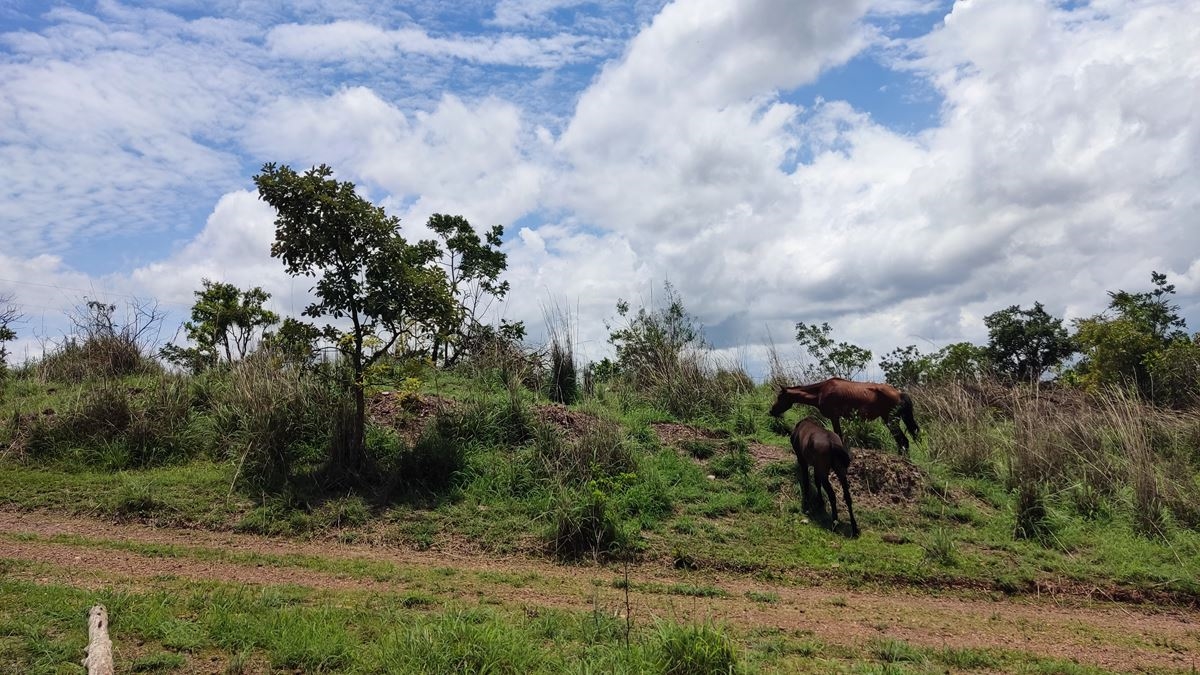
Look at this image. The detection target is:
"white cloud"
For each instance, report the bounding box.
[4,0,1200,379]
[0,4,270,256]
[244,87,548,236]
[265,20,611,68]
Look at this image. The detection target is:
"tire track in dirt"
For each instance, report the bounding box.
[2,509,1198,672]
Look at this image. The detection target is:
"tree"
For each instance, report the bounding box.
[879,342,991,386]
[607,282,704,383]
[261,317,324,367]
[1073,271,1194,403]
[0,291,22,378]
[160,280,279,372]
[793,322,871,380]
[879,345,933,387]
[983,302,1074,382]
[254,163,455,476]
[426,214,516,366]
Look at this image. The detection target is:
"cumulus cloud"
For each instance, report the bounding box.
[540,0,1200,363]
[4,0,1199,379]
[243,87,548,236]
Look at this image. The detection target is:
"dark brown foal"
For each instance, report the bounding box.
[790,416,859,537]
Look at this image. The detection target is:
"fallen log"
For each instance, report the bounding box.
[81,605,114,675]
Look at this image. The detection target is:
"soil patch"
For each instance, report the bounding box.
[652,422,926,508]
[367,392,458,444]
[846,448,926,508]
[535,403,601,438]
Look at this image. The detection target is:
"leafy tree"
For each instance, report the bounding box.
[160,280,279,371]
[255,163,455,476]
[793,321,871,380]
[983,302,1074,382]
[929,342,991,382]
[607,282,703,383]
[261,317,323,366]
[879,345,934,386]
[880,341,992,386]
[1073,271,1194,404]
[0,291,22,378]
[426,214,516,366]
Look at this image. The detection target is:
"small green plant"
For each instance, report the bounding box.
[709,440,752,478]
[923,526,957,566]
[654,621,740,675]
[548,483,626,561]
[680,438,717,460]
[744,590,779,604]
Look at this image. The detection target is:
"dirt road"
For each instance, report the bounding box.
[1,509,1197,672]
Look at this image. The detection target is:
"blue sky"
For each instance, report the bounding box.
[1,0,1198,376]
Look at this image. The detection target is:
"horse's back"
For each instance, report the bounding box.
[791,418,849,469]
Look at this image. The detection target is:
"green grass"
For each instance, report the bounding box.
[0,576,757,674]
[4,368,1200,605]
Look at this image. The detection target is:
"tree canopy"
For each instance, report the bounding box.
[254,163,455,475]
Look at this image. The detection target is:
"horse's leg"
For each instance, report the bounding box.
[831,416,844,443]
[796,453,814,512]
[836,466,859,538]
[819,471,838,529]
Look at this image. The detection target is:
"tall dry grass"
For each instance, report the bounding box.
[916,380,1200,536]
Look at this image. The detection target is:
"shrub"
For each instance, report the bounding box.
[216,354,341,489]
[653,621,740,675]
[526,418,634,486]
[389,413,467,492]
[606,284,752,421]
[24,379,194,468]
[547,484,627,561]
[709,440,752,479]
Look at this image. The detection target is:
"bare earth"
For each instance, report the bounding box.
[1,510,1198,673]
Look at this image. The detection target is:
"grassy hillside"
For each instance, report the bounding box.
[2,352,1199,673]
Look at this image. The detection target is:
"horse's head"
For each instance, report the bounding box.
[768,387,792,417]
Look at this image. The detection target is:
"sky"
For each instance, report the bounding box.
[1,0,1198,378]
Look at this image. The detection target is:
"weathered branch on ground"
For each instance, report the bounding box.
[81,604,113,675]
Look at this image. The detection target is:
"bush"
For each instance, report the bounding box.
[653,621,740,675]
[526,418,634,487]
[548,484,627,561]
[388,413,467,493]
[36,336,159,383]
[215,354,342,489]
[24,379,194,468]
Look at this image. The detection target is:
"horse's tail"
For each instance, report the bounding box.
[898,391,921,440]
[831,438,852,472]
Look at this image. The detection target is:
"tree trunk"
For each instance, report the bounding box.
[352,383,367,473]
[81,605,114,675]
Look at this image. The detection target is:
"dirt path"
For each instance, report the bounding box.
[2,510,1198,672]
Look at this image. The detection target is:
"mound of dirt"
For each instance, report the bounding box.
[535,403,601,437]
[367,392,457,444]
[847,448,925,508]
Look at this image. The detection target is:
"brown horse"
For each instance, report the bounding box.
[769,377,920,454]
[791,416,858,537]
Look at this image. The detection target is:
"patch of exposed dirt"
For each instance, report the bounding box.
[1,510,1198,673]
[846,448,926,509]
[367,392,458,444]
[535,403,601,437]
[747,442,791,467]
